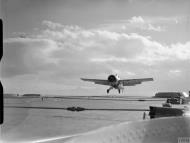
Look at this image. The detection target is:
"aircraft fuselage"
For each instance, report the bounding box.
[107,74,124,93]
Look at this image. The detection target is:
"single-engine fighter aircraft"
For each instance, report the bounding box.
[81,74,153,94]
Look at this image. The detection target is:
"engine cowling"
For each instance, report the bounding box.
[107,75,117,82]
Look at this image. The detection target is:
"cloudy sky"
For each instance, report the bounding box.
[1,0,190,96]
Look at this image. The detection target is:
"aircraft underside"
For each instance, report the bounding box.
[107,85,124,94]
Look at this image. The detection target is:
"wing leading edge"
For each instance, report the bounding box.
[120,78,154,86]
[80,78,109,85]
[81,78,153,86]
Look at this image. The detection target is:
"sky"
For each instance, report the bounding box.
[1,0,190,96]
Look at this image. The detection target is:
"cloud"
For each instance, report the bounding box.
[42,20,64,29]
[2,37,57,77]
[3,21,190,78]
[169,69,182,76]
[128,16,165,32]
[99,16,166,32]
[129,16,145,24]
[2,20,190,94]
[101,16,186,33]
[148,16,184,24]
[147,24,163,32]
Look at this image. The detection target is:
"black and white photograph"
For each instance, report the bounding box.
[1,0,190,142]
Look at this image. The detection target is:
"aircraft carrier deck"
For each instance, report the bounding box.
[1,95,189,142]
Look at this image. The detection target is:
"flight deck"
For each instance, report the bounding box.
[1,95,189,142]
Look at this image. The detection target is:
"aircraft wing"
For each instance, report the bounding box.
[120,78,153,86]
[81,78,109,85]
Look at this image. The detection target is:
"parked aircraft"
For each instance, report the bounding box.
[81,74,153,93]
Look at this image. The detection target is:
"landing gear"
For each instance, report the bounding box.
[107,87,113,94]
[106,86,123,94]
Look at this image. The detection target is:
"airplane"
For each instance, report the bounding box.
[81,74,153,94]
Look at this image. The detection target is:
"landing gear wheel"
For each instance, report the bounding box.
[107,89,109,94]
[118,89,121,94]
